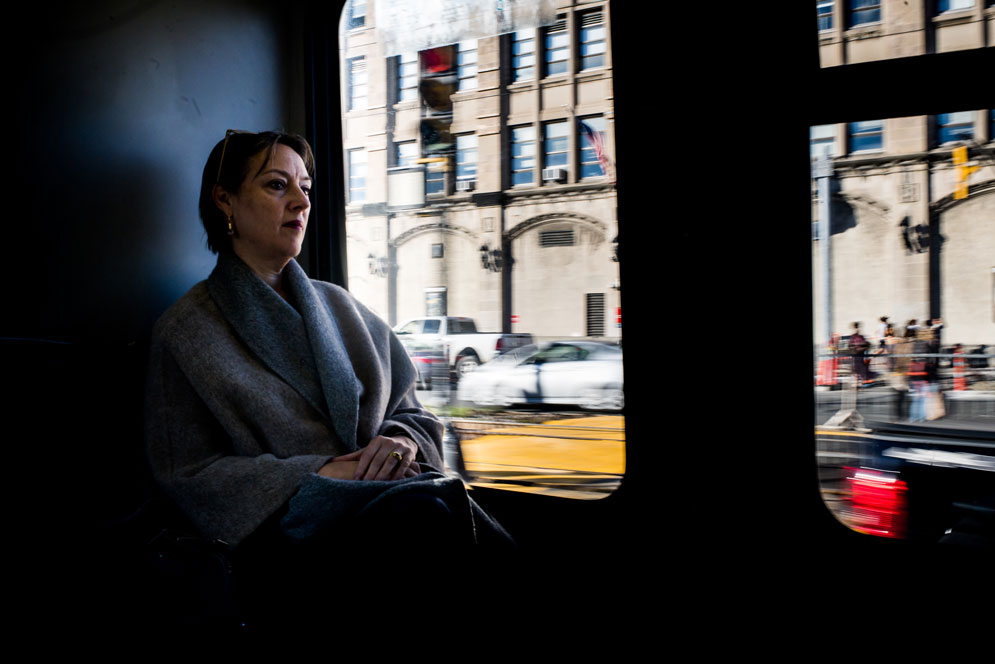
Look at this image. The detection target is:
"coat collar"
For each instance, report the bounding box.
[207,250,361,451]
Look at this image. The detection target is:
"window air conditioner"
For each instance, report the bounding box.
[456,179,476,192]
[542,167,566,182]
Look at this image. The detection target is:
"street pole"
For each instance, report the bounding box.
[815,154,833,346]
[817,154,863,430]
[387,210,396,327]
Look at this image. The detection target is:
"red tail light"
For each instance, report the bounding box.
[844,467,909,539]
[495,337,505,353]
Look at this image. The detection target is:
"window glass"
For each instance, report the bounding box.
[348,0,366,28]
[812,109,995,541]
[937,0,974,12]
[425,164,446,195]
[811,124,835,160]
[849,119,883,152]
[456,134,477,181]
[511,126,536,186]
[457,40,478,91]
[348,57,367,110]
[579,11,605,70]
[543,121,568,170]
[338,2,622,501]
[936,111,975,145]
[395,140,417,167]
[817,0,833,31]
[397,52,419,102]
[850,0,881,26]
[348,149,366,203]
[512,30,535,82]
[580,116,607,178]
[544,19,568,76]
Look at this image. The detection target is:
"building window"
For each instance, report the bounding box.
[348,0,366,29]
[397,52,419,102]
[348,57,367,110]
[431,243,444,259]
[810,124,835,161]
[511,126,536,186]
[348,149,366,203]
[512,30,535,82]
[850,0,881,26]
[937,112,975,145]
[579,10,605,70]
[849,120,883,152]
[543,121,569,173]
[540,229,575,247]
[937,0,974,12]
[456,134,477,181]
[544,18,568,77]
[817,0,833,31]
[457,40,477,91]
[425,161,446,195]
[579,116,607,178]
[395,141,417,167]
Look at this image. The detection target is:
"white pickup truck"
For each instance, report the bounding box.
[393,316,533,381]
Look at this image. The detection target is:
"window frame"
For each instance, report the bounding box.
[543,120,569,174]
[936,111,975,146]
[817,0,833,31]
[849,0,882,27]
[579,116,608,179]
[579,9,606,71]
[544,17,569,78]
[397,52,419,103]
[347,148,367,204]
[457,39,478,92]
[510,124,537,187]
[347,56,367,111]
[804,11,995,552]
[455,133,477,182]
[848,119,884,153]
[347,0,366,29]
[511,29,536,82]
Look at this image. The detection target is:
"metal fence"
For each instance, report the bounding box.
[814,350,995,424]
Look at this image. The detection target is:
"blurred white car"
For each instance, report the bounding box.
[456,341,623,411]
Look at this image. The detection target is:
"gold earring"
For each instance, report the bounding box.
[227,215,235,236]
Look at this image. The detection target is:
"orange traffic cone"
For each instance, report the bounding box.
[953,347,966,391]
[817,335,839,386]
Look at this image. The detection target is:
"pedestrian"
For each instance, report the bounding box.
[875,316,890,349]
[882,323,897,372]
[888,329,912,421]
[906,319,920,338]
[848,322,873,386]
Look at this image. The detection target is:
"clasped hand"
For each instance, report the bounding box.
[317,435,421,482]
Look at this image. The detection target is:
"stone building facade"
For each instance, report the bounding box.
[338,0,620,341]
[817,0,995,67]
[811,1,994,346]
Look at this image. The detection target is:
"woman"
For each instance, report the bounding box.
[145,131,509,604]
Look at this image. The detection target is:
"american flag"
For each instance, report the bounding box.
[579,119,614,182]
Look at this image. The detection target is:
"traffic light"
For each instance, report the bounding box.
[952,145,978,200]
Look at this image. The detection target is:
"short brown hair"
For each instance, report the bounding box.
[199,130,315,254]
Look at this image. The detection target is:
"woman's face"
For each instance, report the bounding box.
[221,144,312,270]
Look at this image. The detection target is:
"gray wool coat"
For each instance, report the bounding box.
[145,250,446,546]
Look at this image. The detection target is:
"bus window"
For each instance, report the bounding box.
[811,106,994,540]
[337,0,623,499]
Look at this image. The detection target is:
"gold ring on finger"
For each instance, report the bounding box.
[389,450,403,463]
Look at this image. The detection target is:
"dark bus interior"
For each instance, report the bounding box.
[7,1,993,638]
